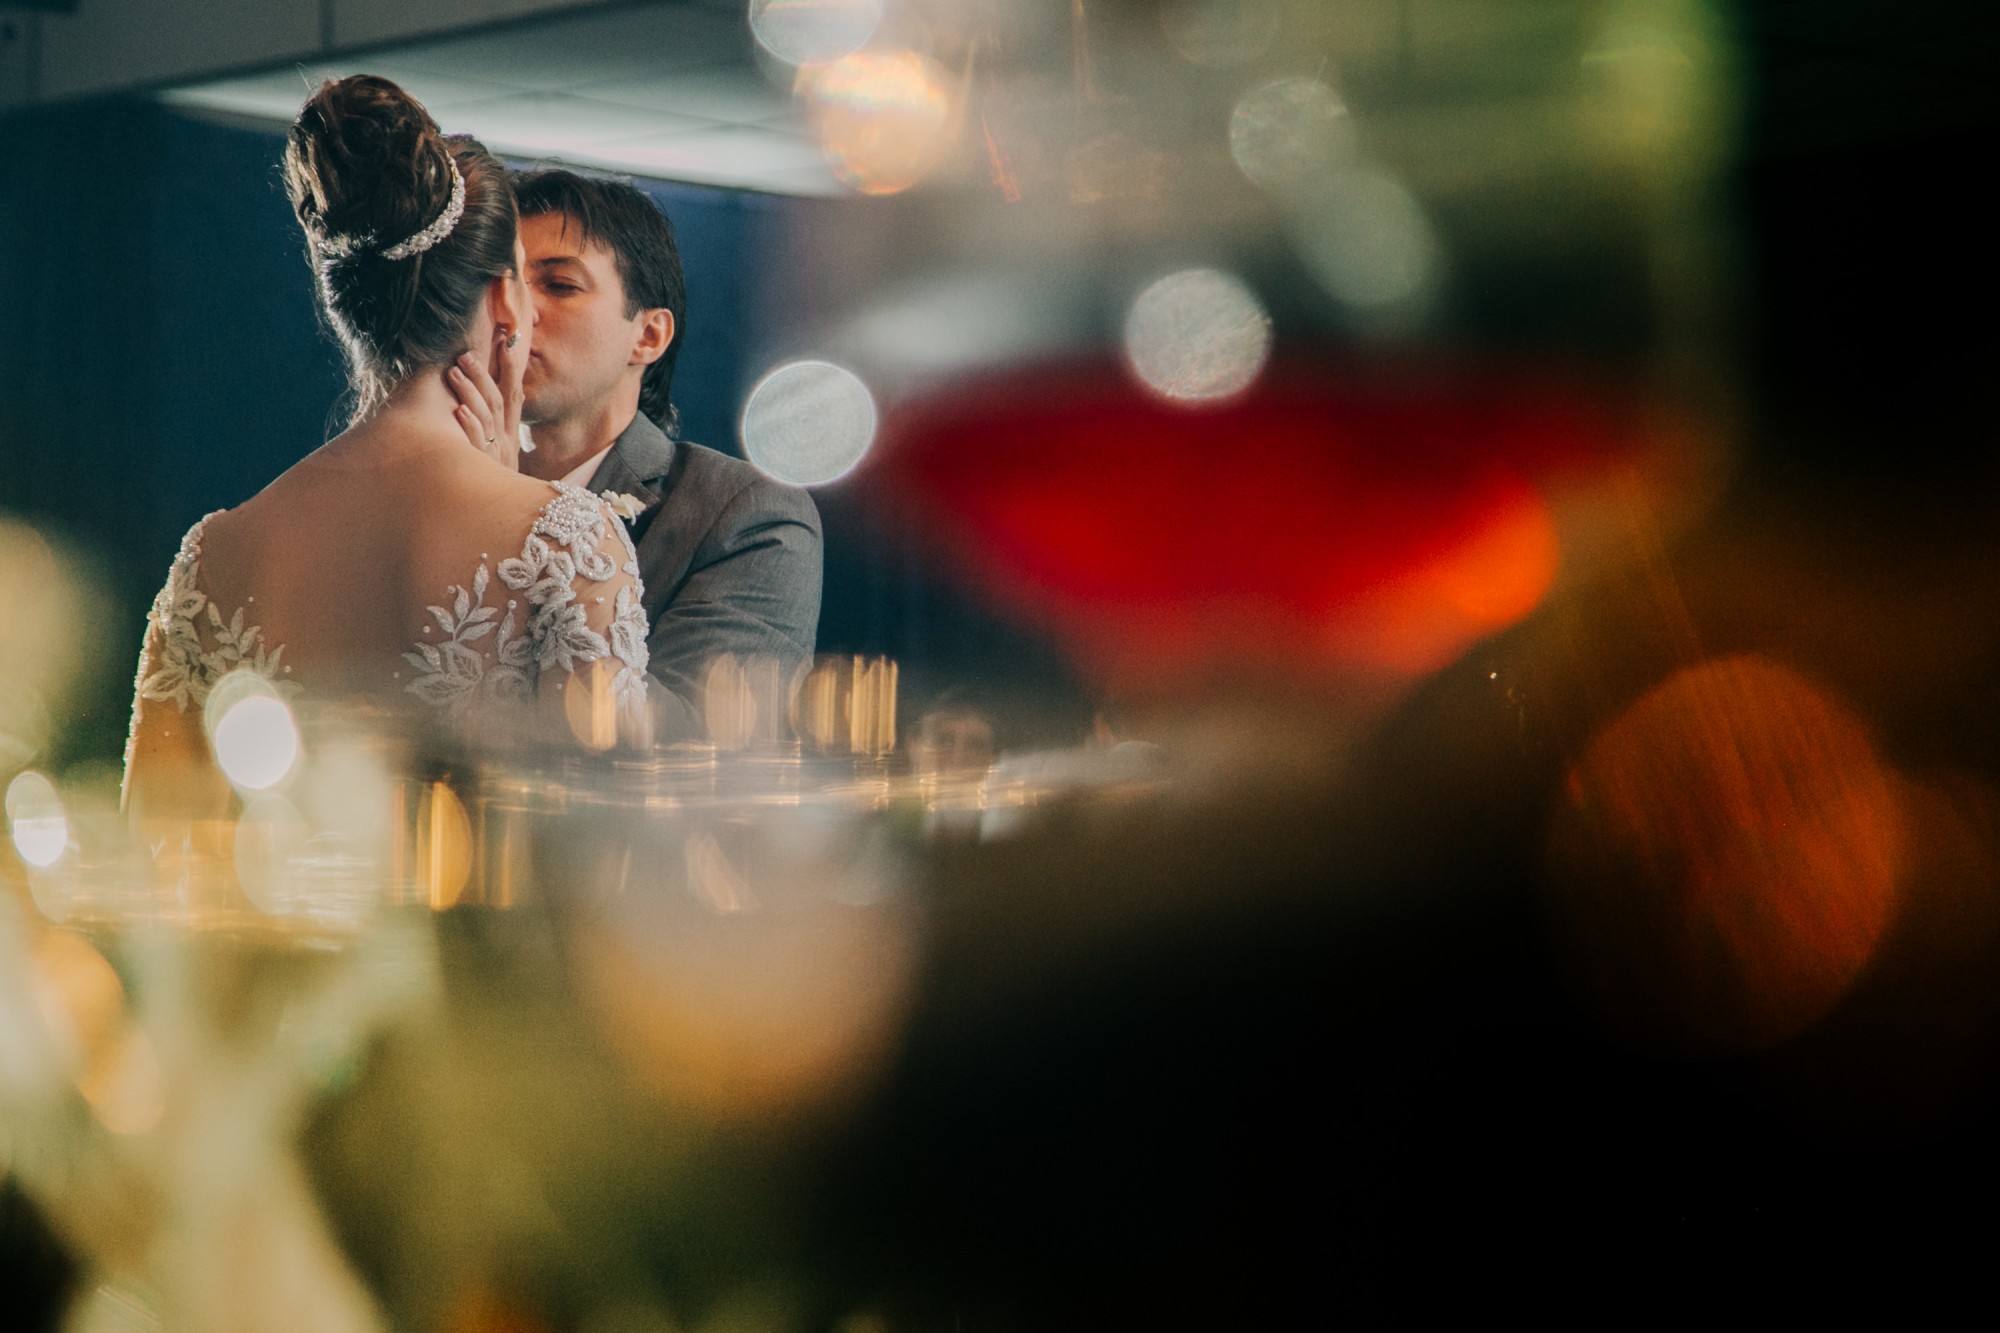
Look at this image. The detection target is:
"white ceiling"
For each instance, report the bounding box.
[159,1,842,197]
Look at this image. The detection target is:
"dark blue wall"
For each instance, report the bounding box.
[138,107,799,527]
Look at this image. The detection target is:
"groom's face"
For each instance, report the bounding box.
[518,211,649,425]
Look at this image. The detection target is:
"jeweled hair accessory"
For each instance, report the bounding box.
[315,154,466,263]
[380,154,467,261]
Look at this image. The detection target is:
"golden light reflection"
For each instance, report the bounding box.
[30,929,123,1071]
[703,654,790,749]
[205,671,301,792]
[705,654,758,750]
[575,896,914,1118]
[415,781,473,911]
[7,769,69,869]
[1122,268,1273,405]
[790,655,898,756]
[799,50,954,196]
[76,1027,164,1136]
[470,788,532,912]
[563,657,620,753]
[30,929,163,1134]
[1547,655,1904,1054]
[850,656,897,757]
[793,658,844,752]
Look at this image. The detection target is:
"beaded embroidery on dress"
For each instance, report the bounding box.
[132,481,648,727]
[404,482,648,715]
[135,510,296,712]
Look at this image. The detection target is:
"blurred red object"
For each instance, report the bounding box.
[870,357,1653,688]
[1546,655,1905,1054]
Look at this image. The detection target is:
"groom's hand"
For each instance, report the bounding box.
[448,325,526,470]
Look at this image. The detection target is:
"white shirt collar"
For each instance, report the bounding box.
[558,441,617,490]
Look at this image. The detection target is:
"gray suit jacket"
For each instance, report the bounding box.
[586,412,822,740]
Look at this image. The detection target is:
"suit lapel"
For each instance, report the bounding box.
[587,412,675,504]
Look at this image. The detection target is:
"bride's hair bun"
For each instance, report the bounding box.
[283,75,516,418]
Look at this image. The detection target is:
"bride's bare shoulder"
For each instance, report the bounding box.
[224,445,345,517]
[497,466,579,509]
[453,461,586,530]
[208,441,593,559]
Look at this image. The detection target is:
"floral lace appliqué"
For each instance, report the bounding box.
[135,485,647,730]
[403,563,511,715]
[135,514,292,712]
[409,482,649,713]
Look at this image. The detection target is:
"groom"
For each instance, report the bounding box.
[494,168,821,741]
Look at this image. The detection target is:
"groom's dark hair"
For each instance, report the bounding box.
[512,167,688,436]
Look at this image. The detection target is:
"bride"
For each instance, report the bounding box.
[123,76,649,819]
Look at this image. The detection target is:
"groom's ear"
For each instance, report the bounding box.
[630,308,674,368]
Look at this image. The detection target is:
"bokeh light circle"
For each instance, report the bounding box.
[1159,0,1281,67]
[1547,655,1903,1055]
[210,690,300,792]
[1123,268,1273,404]
[1229,77,1355,190]
[800,49,954,196]
[0,518,95,773]
[81,1030,165,1136]
[741,359,879,486]
[31,929,124,1071]
[1290,170,1439,311]
[6,770,68,869]
[749,0,884,68]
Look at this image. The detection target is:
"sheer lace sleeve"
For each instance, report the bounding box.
[122,513,285,816]
[124,486,651,803]
[495,483,651,741]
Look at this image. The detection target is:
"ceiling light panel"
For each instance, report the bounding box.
[160,3,842,197]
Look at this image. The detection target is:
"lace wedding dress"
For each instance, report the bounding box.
[124,480,649,808]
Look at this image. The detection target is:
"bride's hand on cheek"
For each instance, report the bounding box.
[449,327,525,469]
